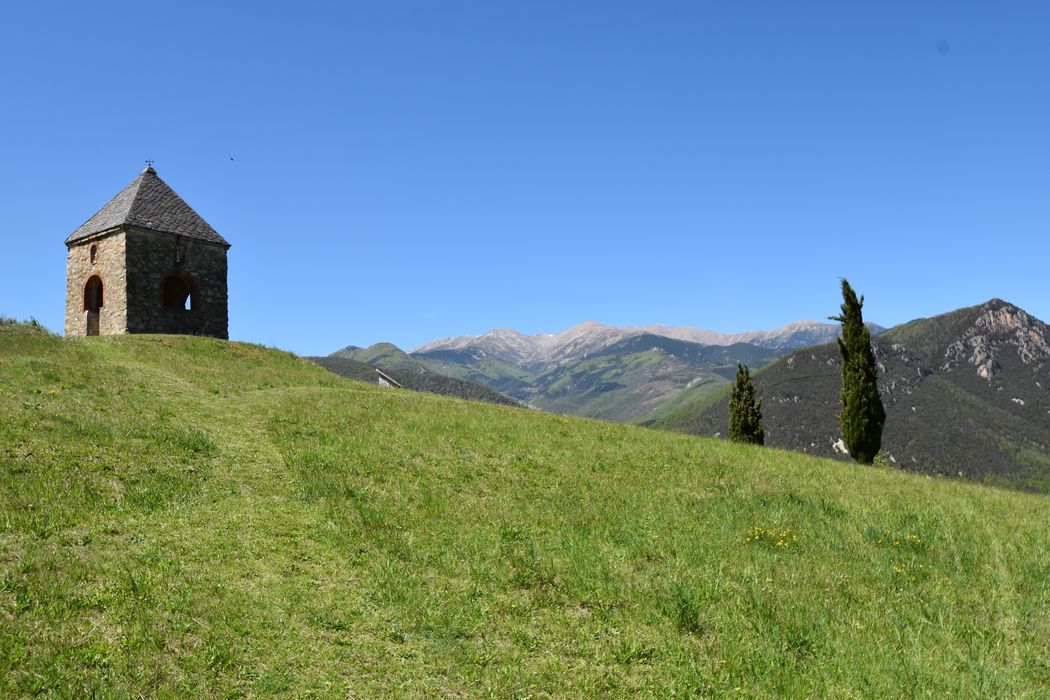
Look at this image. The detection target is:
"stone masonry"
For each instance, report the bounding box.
[65,231,127,336]
[125,228,229,337]
[64,166,231,339]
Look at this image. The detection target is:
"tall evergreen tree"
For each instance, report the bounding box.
[728,363,764,445]
[830,279,885,464]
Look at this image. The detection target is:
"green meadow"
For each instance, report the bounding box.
[2,322,1049,697]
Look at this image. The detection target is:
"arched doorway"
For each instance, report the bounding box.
[84,276,103,311]
[162,274,195,311]
[83,275,103,336]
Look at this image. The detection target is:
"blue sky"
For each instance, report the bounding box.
[2,2,1047,355]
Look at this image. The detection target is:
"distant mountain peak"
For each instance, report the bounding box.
[368,341,404,352]
[412,321,635,369]
[566,320,614,332]
[944,299,1049,378]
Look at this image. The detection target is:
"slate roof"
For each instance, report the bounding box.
[66,167,229,246]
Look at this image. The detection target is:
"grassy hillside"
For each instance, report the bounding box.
[411,347,537,397]
[526,337,776,422]
[309,355,520,407]
[3,323,1050,697]
[331,342,419,368]
[639,374,732,425]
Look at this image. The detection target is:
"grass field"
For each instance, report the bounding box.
[2,322,1049,697]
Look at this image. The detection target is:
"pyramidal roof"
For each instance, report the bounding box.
[66,167,229,246]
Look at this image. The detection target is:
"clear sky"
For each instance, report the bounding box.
[2,2,1047,355]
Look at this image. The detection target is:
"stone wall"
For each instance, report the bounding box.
[64,232,128,336]
[124,228,229,339]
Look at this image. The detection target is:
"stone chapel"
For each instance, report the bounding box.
[64,166,231,339]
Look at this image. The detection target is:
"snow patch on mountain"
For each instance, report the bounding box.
[413,319,883,368]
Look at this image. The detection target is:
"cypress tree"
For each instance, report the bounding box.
[830,279,885,464]
[729,363,764,445]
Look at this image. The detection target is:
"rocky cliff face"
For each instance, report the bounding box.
[943,302,1050,378]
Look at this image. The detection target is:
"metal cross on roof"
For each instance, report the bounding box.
[145,159,155,167]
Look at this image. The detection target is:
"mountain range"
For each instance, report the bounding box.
[413,318,883,364]
[657,299,1050,492]
[331,319,859,421]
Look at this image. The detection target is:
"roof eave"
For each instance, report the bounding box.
[121,224,231,248]
[64,225,125,248]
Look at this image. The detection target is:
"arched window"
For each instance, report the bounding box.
[83,276,103,312]
[162,274,195,311]
[89,245,98,265]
